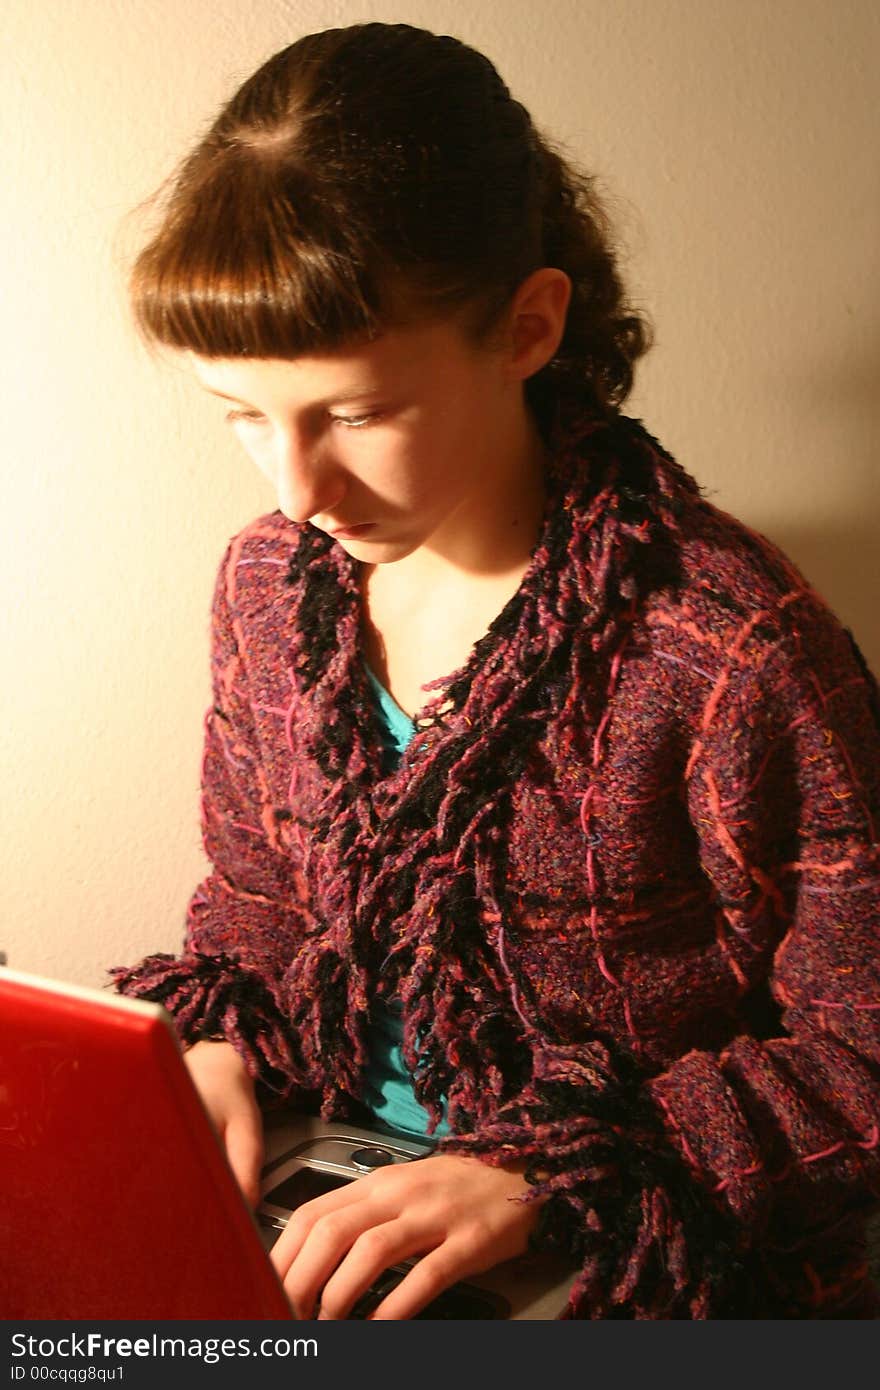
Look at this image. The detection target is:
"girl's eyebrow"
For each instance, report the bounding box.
[201,386,250,403]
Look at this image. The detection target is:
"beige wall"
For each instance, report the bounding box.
[2,0,877,987]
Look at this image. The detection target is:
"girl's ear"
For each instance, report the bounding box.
[505,268,572,381]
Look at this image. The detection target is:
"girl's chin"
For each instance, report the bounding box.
[325,524,432,568]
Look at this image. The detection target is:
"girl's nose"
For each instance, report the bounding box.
[275,437,345,524]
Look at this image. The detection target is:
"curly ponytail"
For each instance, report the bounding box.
[531,142,651,418]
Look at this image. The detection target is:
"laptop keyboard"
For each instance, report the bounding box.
[348,1266,507,1319]
[258,1214,506,1318]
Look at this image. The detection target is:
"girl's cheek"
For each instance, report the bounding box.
[239,440,276,484]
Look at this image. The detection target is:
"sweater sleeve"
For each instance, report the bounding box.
[108,544,314,1099]
[440,605,880,1318]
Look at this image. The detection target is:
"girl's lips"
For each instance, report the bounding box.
[330,523,375,539]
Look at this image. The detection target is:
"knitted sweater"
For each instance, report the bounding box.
[110,411,880,1319]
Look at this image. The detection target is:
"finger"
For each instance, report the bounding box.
[269,1176,374,1276]
[368,1240,477,1321]
[316,1219,435,1321]
[223,1114,265,1210]
[279,1202,387,1319]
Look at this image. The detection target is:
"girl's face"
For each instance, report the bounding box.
[190,314,540,571]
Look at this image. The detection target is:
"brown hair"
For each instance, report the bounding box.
[130,22,650,421]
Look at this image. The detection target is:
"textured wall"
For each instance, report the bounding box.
[1,0,877,985]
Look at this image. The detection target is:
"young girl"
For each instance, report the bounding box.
[110,22,880,1319]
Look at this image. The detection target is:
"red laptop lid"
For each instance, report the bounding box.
[0,967,292,1318]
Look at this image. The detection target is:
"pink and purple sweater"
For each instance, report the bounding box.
[111,410,880,1318]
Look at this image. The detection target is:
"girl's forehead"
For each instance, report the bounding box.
[188,317,485,400]
[189,349,380,396]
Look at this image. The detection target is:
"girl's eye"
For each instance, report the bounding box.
[330,412,382,429]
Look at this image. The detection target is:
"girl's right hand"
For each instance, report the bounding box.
[183,1038,265,1210]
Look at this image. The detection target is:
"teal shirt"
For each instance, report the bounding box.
[361,664,450,1139]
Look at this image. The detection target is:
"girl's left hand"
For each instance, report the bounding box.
[268,1152,544,1319]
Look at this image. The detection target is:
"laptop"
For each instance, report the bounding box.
[0,967,574,1319]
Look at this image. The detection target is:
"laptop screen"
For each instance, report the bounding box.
[0,967,291,1319]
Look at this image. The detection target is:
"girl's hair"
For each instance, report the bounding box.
[131,22,650,421]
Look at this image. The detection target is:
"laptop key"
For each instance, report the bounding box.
[347,1267,508,1319]
[348,1269,406,1319]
